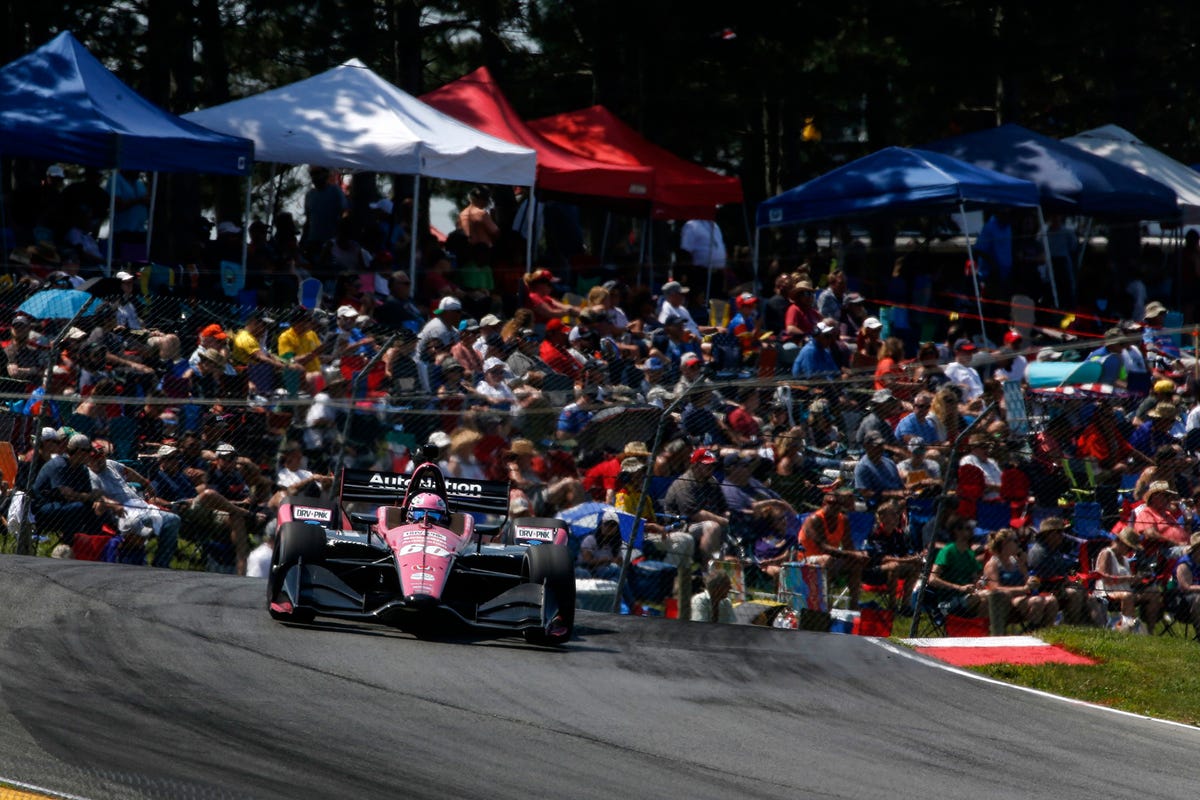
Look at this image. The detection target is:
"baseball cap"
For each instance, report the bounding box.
[483,356,507,372]
[336,305,358,319]
[460,318,481,333]
[216,221,241,235]
[67,433,91,452]
[439,357,463,373]
[620,457,646,472]
[639,356,666,371]
[863,430,886,445]
[736,292,758,307]
[663,313,687,327]
[690,447,718,465]
[41,427,62,442]
[954,338,978,353]
[680,352,701,366]
[199,323,227,340]
[843,292,865,305]
[1037,347,1063,362]
[480,314,502,327]
[436,296,463,313]
[870,388,895,405]
[1154,379,1177,394]
[215,442,237,457]
[427,431,451,449]
[115,271,136,282]
[815,320,837,335]
[156,444,179,459]
[46,165,65,178]
[1003,329,1023,346]
[862,316,883,331]
[545,317,565,333]
[662,280,688,295]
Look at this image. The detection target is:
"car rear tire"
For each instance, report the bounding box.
[523,544,575,645]
[268,522,326,623]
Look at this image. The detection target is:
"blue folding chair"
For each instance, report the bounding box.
[1072,501,1105,539]
[974,501,1012,535]
[848,510,875,550]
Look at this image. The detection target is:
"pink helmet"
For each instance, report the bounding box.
[407,492,448,526]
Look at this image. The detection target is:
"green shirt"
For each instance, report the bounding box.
[934,542,981,587]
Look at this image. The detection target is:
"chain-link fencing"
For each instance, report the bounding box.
[0,279,1196,638]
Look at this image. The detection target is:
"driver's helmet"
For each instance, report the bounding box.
[407,493,449,526]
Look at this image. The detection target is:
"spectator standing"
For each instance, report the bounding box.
[816,268,847,322]
[458,186,501,247]
[301,165,348,262]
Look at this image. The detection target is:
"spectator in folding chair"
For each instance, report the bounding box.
[1027,516,1097,625]
[575,509,625,582]
[31,433,105,544]
[150,444,252,573]
[662,448,729,561]
[1132,480,1190,559]
[926,514,986,619]
[1168,532,1200,635]
[798,487,869,609]
[1130,401,1183,459]
[85,441,180,569]
[896,439,943,497]
[982,528,1058,632]
[1093,528,1162,633]
[863,499,922,612]
[854,431,907,509]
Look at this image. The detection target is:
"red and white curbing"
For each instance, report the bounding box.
[901,635,1097,666]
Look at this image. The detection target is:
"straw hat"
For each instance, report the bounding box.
[508,438,536,457]
[621,441,652,459]
[1145,480,1178,501]
[1118,528,1142,550]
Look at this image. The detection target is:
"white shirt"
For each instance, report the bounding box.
[944,360,984,401]
[276,466,313,490]
[658,300,702,339]
[680,220,726,269]
[246,542,273,578]
[993,355,1027,384]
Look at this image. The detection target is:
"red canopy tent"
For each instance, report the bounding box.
[528,105,742,220]
[420,67,654,202]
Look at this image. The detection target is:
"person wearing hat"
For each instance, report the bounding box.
[943,338,984,402]
[1130,400,1182,458]
[189,323,234,375]
[1094,527,1161,632]
[330,303,377,361]
[4,312,47,386]
[791,318,842,379]
[576,508,626,582]
[108,169,149,248]
[17,427,66,489]
[720,449,784,516]
[728,292,761,348]
[450,318,484,377]
[672,350,704,398]
[656,280,699,340]
[896,438,943,495]
[959,433,1003,502]
[1141,299,1183,365]
[113,269,145,331]
[523,268,578,324]
[1169,532,1200,633]
[537,317,581,381]
[275,440,334,499]
[850,316,884,371]
[417,296,463,354]
[30,432,105,542]
[187,347,229,399]
[854,430,906,507]
[855,389,907,460]
[1133,378,1178,426]
[474,356,517,410]
[554,375,603,441]
[784,278,822,339]
[1028,517,1097,626]
[232,312,296,384]
[816,268,847,322]
[1132,479,1189,554]
[662,448,731,615]
[85,441,181,568]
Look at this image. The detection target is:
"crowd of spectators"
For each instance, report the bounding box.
[6,165,1200,633]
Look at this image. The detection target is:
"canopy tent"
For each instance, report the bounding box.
[755,146,1039,228]
[183,59,535,186]
[1062,125,1200,225]
[0,32,253,175]
[420,67,654,203]
[527,105,742,220]
[755,147,1042,339]
[184,59,537,275]
[922,123,1179,221]
[0,31,255,272]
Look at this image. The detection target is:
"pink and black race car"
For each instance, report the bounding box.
[267,461,574,645]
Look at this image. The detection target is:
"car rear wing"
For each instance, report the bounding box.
[339,467,511,517]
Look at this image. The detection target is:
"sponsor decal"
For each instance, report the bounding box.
[397,543,452,558]
[364,472,487,497]
[293,506,333,522]
[515,526,556,542]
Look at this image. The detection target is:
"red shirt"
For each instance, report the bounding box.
[1076,423,1133,468]
[583,458,621,500]
[539,340,581,379]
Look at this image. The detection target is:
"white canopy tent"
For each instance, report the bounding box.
[1064,124,1200,224]
[183,59,538,278]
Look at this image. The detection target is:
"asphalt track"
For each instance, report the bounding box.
[0,555,1196,800]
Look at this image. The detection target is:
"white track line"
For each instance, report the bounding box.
[870,637,1200,733]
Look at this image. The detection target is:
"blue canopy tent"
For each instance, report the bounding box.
[0,32,254,269]
[755,147,1041,338]
[922,123,1180,220]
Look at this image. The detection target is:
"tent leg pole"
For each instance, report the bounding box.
[525,185,535,273]
[267,163,280,231]
[752,226,761,297]
[409,175,421,285]
[105,173,117,277]
[960,203,986,343]
[146,172,158,262]
[1037,205,1058,307]
[241,175,251,272]
[600,211,610,265]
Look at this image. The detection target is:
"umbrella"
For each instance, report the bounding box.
[575,405,662,454]
[1030,383,1136,401]
[17,288,93,319]
[557,502,644,548]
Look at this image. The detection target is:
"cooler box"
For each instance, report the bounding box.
[830,608,859,634]
[575,578,619,612]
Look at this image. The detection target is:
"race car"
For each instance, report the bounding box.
[267,461,575,645]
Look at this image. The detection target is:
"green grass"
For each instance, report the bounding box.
[902,623,1200,726]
